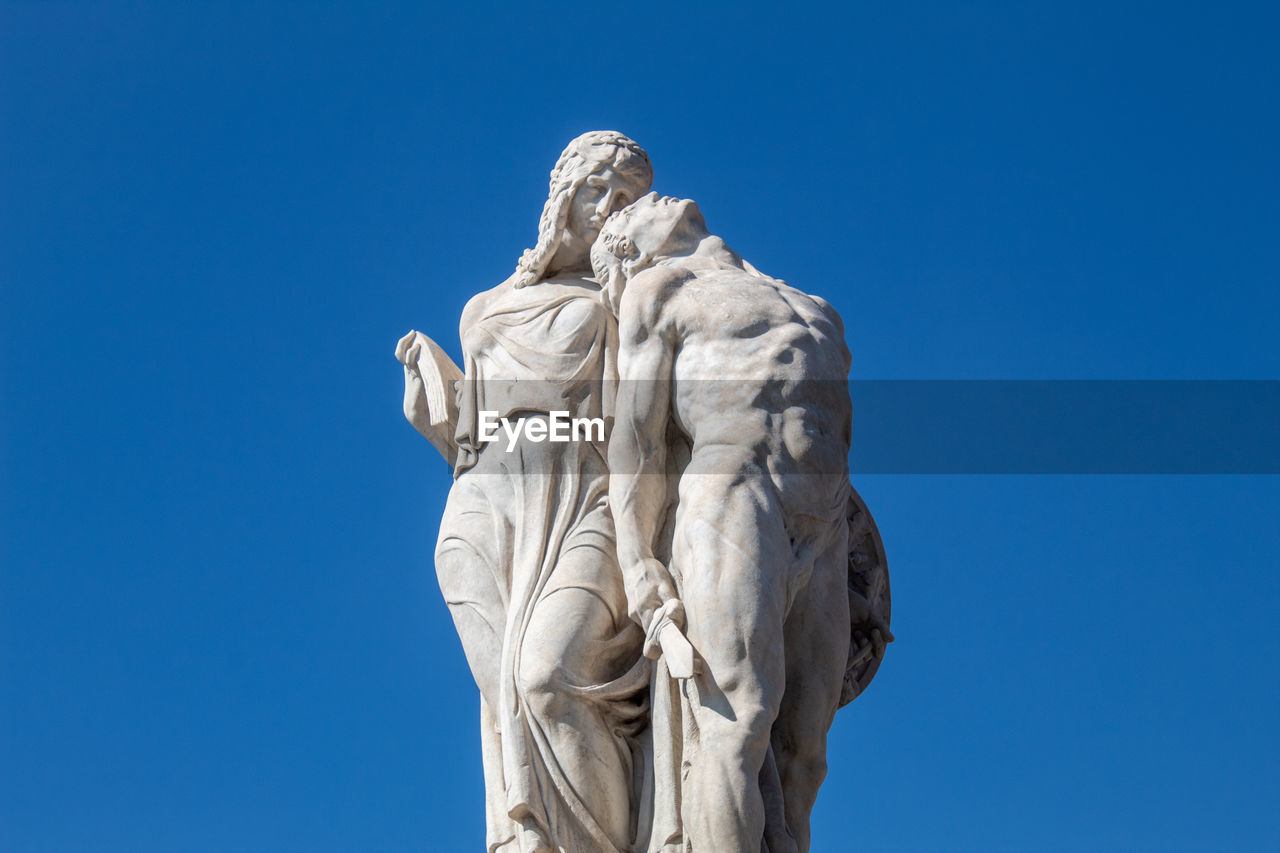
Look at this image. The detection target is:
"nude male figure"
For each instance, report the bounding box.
[595,194,854,853]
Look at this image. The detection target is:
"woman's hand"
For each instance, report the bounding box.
[395,329,427,365]
[396,330,430,433]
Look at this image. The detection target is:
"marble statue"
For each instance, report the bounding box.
[396,135,891,853]
[397,131,653,853]
[595,194,862,853]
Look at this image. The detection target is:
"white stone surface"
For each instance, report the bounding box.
[598,194,855,853]
[398,131,653,853]
[396,136,890,853]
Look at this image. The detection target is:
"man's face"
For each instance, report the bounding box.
[591,196,706,315]
[566,164,635,245]
[590,222,631,316]
[604,196,700,258]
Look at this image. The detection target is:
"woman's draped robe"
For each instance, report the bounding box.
[436,280,647,853]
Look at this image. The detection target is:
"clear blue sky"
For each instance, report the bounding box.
[2,2,1277,851]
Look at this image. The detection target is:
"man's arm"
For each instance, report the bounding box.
[609,282,683,649]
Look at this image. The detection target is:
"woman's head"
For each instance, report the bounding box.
[512,131,653,287]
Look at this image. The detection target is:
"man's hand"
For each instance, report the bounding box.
[659,622,703,680]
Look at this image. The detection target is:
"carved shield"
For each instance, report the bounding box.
[839,486,892,707]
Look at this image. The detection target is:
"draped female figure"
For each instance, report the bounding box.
[397,132,652,853]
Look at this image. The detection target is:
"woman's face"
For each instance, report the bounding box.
[566,164,636,245]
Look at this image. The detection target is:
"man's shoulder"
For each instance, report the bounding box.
[629,264,691,299]
[618,265,691,329]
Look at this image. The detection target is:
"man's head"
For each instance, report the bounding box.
[591,193,713,312]
[513,131,653,287]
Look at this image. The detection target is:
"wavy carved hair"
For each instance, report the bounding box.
[511,131,653,288]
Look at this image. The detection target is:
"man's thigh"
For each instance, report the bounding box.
[672,475,794,714]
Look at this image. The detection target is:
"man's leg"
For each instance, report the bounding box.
[674,475,793,853]
[772,526,849,853]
